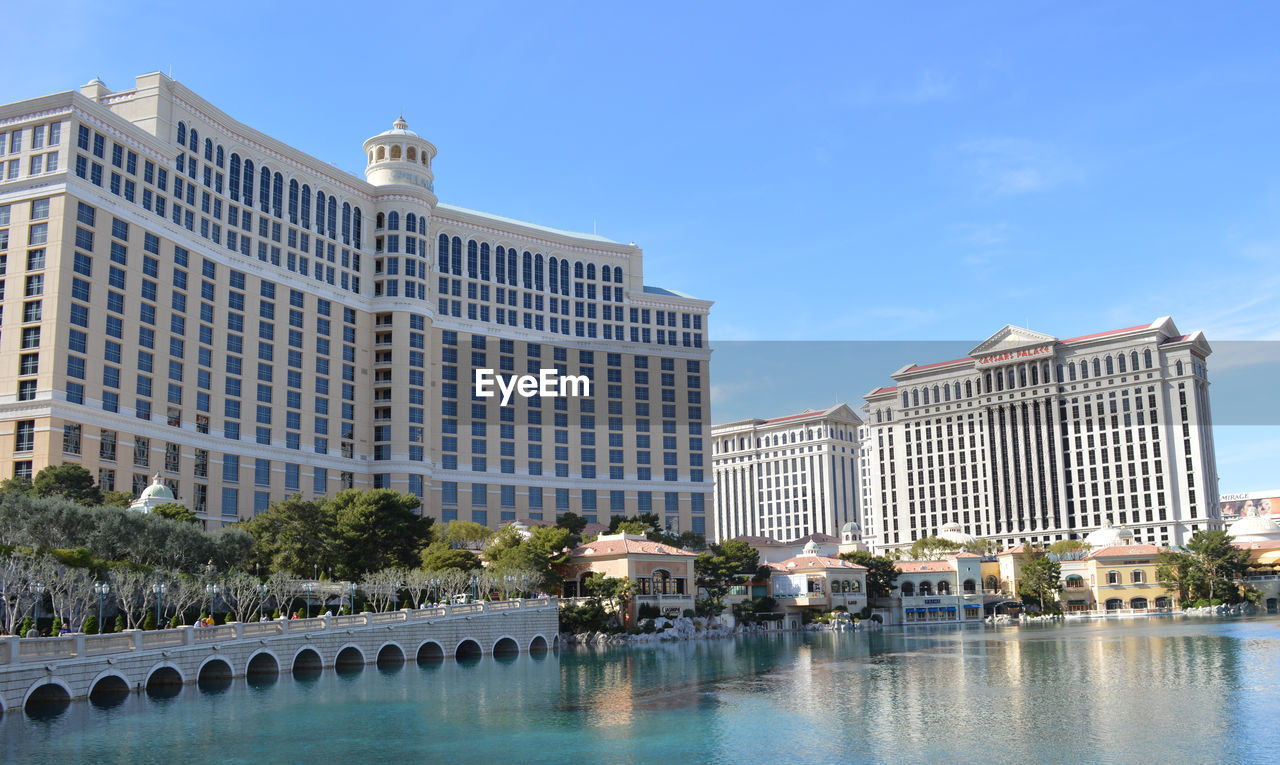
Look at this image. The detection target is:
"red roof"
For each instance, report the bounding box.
[1059,324,1150,344]
[767,555,866,572]
[905,357,969,372]
[1162,334,1192,344]
[868,386,898,396]
[894,560,957,573]
[1086,544,1163,558]
[762,407,840,424]
[570,536,698,558]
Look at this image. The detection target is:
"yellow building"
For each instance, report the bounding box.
[1072,545,1176,612]
[560,533,697,623]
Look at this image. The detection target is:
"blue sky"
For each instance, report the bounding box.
[6,2,1280,491]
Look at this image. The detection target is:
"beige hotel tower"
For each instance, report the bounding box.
[0,73,712,533]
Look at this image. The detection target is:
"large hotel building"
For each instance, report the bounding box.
[0,74,712,534]
[710,405,862,542]
[861,319,1222,552]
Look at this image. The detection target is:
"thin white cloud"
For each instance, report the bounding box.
[958,138,1083,196]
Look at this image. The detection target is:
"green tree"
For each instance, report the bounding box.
[695,540,759,616]
[963,538,999,557]
[584,574,635,623]
[1017,551,1062,611]
[1047,539,1091,558]
[151,503,199,523]
[100,491,136,508]
[0,476,33,497]
[839,550,901,599]
[907,536,963,560]
[440,520,494,549]
[420,542,482,571]
[329,489,432,578]
[32,464,102,506]
[1184,530,1251,602]
[1155,549,1198,603]
[615,520,650,535]
[243,496,337,576]
[556,512,588,536]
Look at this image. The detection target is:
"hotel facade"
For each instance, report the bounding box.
[861,319,1221,552]
[0,73,712,533]
[710,405,862,543]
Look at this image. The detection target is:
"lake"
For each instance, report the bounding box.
[3,616,1278,764]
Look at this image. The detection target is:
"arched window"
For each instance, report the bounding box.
[902,392,909,408]
[985,575,998,591]
[1176,360,1183,376]
[176,121,186,146]
[341,203,351,245]
[535,254,545,290]
[1105,356,1114,375]
[1056,364,1064,383]
[451,237,462,275]
[1031,365,1039,385]
[419,217,428,235]
[937,580,951,595]
[315,191,326,232]
[480,243,490,281]
[189,128,198,151]
[911,390,919,407]
[1106,598,1124,610]
[438,234,450,272]
[984,373,992,393]
[467,240,478,278]
[522,251,533,288]
[272,173,283,218]
[919,581,933,596]
[388,211,400,231]
[1006,368,1015,390]
[507,249,517,286]
[495,246,506,283]
[390,145,402,160]
[301,184,311,228]
[1065,575,1084,588]
[652,569,671,594]
[1080,361,1089,379]
[1131,570,1145,584]
[561,261,570,294]
[353,208,362,249]
[922,388,929,405]
[613,266,623,283]
[1107,570,1120,585]
[216,146,224,168]
[586,263,596,280]
[932,385,940,403]
[288,180,299,223]
[407,146,417,161]
[327,197,337,238]
[375,146,385,161]
[549,257,559,293]
[962,579,976,594]
[204,138,213,161]
[1117,354,1127,373]
[406,213,416,233]
[965,381,973,398]
[376,212,386,230]
[574,261,584,279]
[954,382,961,400]
[1092,358,1101,378]
[900,582,915,597]
[1130,597,1148,610]
[242,160,255,206]
[1019,366,1027,387]
[259,166,271,212]
[229,154,241,201]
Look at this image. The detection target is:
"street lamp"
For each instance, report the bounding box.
[470,575,479,604]
[302,582,315,618]
[521,574,529,599]
[257,583,269,621]
[152,582,168,628]
[32,581,45,636]
[431,578,441,605]
[348,581,357,614]
[205,582,221,622]
[94,582,110,634]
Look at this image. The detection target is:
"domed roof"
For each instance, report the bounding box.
[377,115,419,138]
[841,521,861,534]
[139,474,175,501]
[938,521,976,545]
[802,540,820,554]
[1084,520,1133,548]
[1227,509,1280,543]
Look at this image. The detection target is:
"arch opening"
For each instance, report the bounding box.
[247,652,280,687]
[377,643,406,669]
[146,666,184,700]
[335,646,365,674]
[24,683,71,719]
[416,641,445,664]
[529,635,549,655]
[455,639,482,662]
[493,637,520,663]
[292,648,323,679]
[197,659,233,693]
[88,675,131,709]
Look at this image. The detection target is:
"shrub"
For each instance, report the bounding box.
[18,616,33,637]
[142,612,157,631]
[637,603,661,620]
[113,615,125,633]
[682,609,695,618]
[82,615,99,635]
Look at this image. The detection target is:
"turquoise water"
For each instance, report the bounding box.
[3,617,1279,764]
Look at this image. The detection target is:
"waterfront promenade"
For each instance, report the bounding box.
[0,597,559,714]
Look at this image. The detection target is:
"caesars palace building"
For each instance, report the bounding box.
[0,73,712,533]
[861,319,1222,552]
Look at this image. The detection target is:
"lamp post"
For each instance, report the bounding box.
[257,583,269,621]
[431,578,441,605]
[302,582,315,618]
[94,582,110,634]
[470,575,479,604]
[32,581,45,635]
[152,582,167,628]
[521,574,529,599]
[346,581,356,614]
[205,582,220,622]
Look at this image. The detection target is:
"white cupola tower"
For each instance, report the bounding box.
[363,116,438,207]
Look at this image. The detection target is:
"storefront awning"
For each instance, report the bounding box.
[942,606,956,612]
[963,604,981,609]
[927,607,938,612]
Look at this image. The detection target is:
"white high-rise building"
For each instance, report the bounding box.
[862,318,1221,552]
[711,405,862,543]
